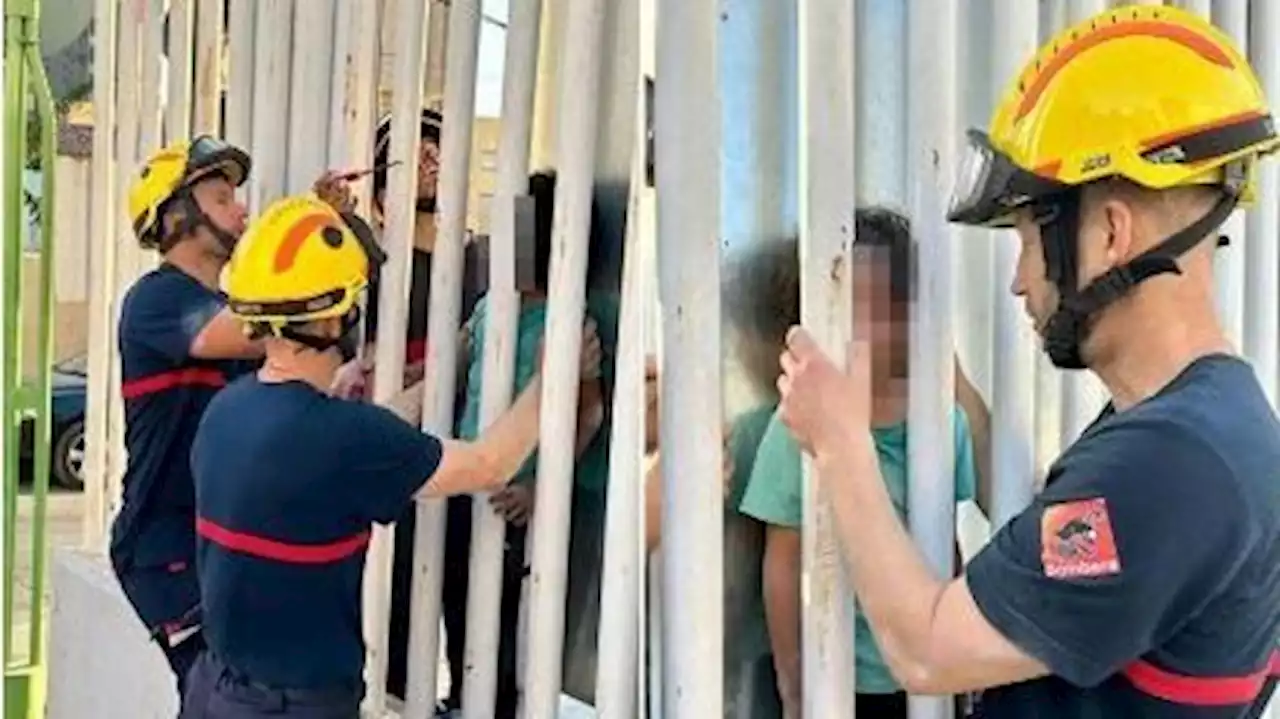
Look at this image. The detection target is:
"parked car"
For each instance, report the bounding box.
[19,354,88,490]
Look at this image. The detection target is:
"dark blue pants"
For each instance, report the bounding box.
[115,560,205,700]
[180,652,363,719]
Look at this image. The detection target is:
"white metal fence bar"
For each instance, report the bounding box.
[988,0,1040,530]
[83,0,119,551]
[460,0,542,715]
[286,0,336,194]
[521,0,608,713]
[797,0,858,715]
[905,0,959,717]
[1246,0,1280,403]
[363,0,431,713]
[593,46,651,719]
[654,0,724,715]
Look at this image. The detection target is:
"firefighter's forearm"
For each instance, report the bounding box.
[476,374,545,484]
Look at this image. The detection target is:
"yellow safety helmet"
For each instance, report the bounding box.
[949,5,1277,228]
[223,194,386,331]
[947,6,1278,371]
[128,136,251,250]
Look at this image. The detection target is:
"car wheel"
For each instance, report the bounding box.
[52,419,86,491]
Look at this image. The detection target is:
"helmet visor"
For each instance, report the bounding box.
[187,135,251,187]
[947,129,1068,228]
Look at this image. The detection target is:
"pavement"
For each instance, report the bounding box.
[10,488,85,664]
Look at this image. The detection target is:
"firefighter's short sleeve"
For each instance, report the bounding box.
[338,401,443,525]
[121,270,225,363]
[965,418,1255,688]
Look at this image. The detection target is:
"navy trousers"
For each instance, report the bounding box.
[180,652,363,719]
[115,559,205,700]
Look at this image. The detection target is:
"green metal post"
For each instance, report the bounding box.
[5,0,56,715]
[26,22,58,671]
[2,0,32,670]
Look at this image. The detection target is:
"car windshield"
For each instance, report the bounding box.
[55,355,88,375]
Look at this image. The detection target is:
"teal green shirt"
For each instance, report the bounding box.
[738,407,978,694]
[456,293,619,491]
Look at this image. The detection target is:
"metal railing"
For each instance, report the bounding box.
[4,0,57,716]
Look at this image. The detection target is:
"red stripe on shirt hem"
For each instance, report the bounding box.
[196,517,370,565]
[1122,651,1280,706]
[122,368,227,399]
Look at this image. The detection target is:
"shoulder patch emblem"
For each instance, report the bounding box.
[1040,497,1121,579]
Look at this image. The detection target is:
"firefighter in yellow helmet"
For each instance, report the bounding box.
[774,7,1280,717]
[177,194,600,717]
[115,137,360,707]
[112,137,262,702]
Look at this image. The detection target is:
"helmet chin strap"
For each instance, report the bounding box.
[268,308,364,364]
[1039,166,1244,370]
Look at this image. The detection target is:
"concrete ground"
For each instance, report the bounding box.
[10,488,84,664]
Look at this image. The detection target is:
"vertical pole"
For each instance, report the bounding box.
[83,0,118,552]
[108,0,142,520]
[1178,0,1212,17]
[1032,1,1063,482]
[423,0,450,102]
[1209,0,1247,349]
[137,0,164,161]
[327,0,381,217]
[167,0,195,144]
[1246,0,1279,404]
[460,1,542,717]
[286,0,335,193]
[988,0,1040,529]
[406,0,484,712]
[225,0,256,154]
[364,0,429,712]
[247,0,293,214]
[855,0,908,207]
[25,36,57,666]
[594,48,650,719]
[798,0,858,716]
[135,0,164,279]
[529,0,565,169]
[521,0,608,714]
[191,0,224,137]
[1057,0,1108,449]
[905,1,958,717]
[656,0,723,715]
[2,0,31,668]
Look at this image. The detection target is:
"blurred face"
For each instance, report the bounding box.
[852,250,909,383]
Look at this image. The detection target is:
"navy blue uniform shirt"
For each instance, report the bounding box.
[111,263,256,574]
[968,355,1280,717]
[191,376,442,689]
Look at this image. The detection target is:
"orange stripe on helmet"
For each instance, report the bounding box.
[273,212,338,274]
[1016,20,1235,123]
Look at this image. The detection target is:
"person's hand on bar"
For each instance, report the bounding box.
[777,326,871,457]
[534,318,603,382]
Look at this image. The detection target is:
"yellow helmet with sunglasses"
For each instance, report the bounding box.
[223,193,386,357]
[128,135,252,251]
[948,6,1279,368]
